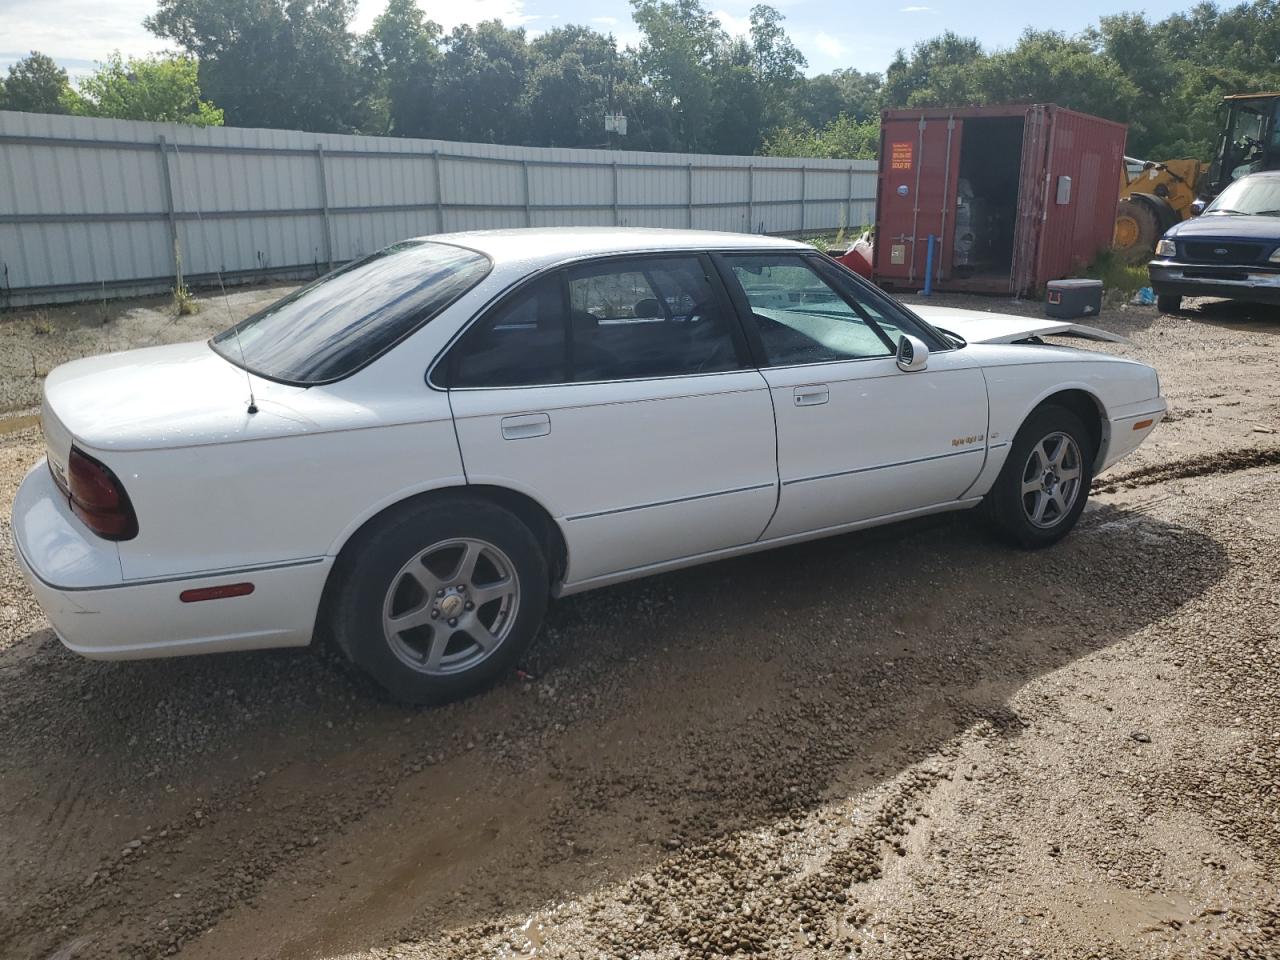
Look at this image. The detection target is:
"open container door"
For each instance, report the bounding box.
[872,113,963,290]
[1010,104,1050,297]
[1032,107,1127,293]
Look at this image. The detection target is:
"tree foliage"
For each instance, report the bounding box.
[2,52,72,114]
[5,0,1280,162]
[68,53,223,125]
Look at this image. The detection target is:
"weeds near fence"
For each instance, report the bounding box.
[172,283,199,316]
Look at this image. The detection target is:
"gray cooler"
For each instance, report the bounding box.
[1045,278,1103,318]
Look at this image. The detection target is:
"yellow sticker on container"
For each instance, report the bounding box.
[891,142,913,171]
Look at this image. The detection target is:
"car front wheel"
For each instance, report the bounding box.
[1157,293,1182,314]
[983,404,1094,548]
[329,496,549,704]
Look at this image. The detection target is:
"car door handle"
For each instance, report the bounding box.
[500,413,551,440]
[793,385,829,407]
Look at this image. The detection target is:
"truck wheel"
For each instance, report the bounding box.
[1114,199,1161,263]
[1157,293,1182,314]
[329,496,549,704]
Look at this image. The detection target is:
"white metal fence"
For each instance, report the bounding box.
[0,111,878,307]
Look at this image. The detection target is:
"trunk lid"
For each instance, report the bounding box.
[41,341,312,453]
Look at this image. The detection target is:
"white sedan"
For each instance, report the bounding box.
[12,229,1166,702]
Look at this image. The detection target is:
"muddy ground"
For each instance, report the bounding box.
[1,286,1278,960]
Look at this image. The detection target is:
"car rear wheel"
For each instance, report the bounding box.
[1157,293,1182,314]
[983,405,1094,549]
[329,496,548,704]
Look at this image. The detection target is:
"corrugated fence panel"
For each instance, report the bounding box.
[0,110,877,306]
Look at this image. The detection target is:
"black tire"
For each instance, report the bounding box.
[1157,293,1182,314]
[329,496,549,704]
[1114,198,1162,263]
[982,404,1095,549]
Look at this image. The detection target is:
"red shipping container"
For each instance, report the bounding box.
[872,104,1126,297]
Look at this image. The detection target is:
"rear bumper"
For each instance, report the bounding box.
[1148,260,1280,304]
[12,460,329,660]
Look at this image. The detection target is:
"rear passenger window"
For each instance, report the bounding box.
[565,256,743,381]
[448,276,566,387]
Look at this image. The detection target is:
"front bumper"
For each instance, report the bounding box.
[1148,259,1280,304]
[12,459,329,660]
[1100,398,1168,472]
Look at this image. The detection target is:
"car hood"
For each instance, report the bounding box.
[909,305,1127,345]
[42,340,324,452]
[1167,214,1280,241]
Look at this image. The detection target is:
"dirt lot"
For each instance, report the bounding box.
[1,287,1279,960]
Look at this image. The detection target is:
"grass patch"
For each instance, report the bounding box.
[1077,249,1149,299]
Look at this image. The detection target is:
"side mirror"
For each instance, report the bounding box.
[1190,199,1206,217]
[896,334,929,372]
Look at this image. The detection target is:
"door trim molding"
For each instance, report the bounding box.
[782,446,984,486]
[564,481,775,522]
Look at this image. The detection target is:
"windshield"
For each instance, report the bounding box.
[211,241,491,384]
[1203,176,1280,217]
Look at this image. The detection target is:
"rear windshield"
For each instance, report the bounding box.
[211,241,491,385]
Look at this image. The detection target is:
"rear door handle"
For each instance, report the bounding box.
[794,385,829,407]
[500,413,551,440]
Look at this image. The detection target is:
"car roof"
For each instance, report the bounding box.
[416,227,809,266]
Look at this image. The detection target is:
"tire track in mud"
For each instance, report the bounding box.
[1094,445,1280,493]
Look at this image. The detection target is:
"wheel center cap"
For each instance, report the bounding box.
[1042,469,1057,491]
[440,594,464,618]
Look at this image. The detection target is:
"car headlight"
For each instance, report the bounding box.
[1270,248,1280,263]
[1155,238,1177,257]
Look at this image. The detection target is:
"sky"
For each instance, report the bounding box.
[0,0,1200,81]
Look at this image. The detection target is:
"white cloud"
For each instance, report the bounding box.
[591,16,619,25]
[812,31,846,59]
[1,0,165,74]
[899,5,934,12]
[713,9,751,37]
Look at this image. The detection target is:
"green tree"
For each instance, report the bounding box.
[525,26,618,147]
[69,53,223,125]
[747,4,805,132]
[2,52,71,114]
[977,30,1139,123]
[801,68,883,128]
[630,0,726,151]
[145,0,372,132]
[366,0,441,138]
[438,20,530,144]
[882,32,984,108]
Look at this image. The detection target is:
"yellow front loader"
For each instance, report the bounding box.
[1113,156,1206,262]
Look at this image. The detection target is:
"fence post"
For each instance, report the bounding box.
[747,164,755,234]
[521,159,532,227]
[156,136,181,289]
[432,149,445,233]
[687,162,694,228]
[847,166,855,233]
[316,143,334,271]
[612,161,620,226]
[799,166,807,235]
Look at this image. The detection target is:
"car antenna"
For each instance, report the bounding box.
[219,270,258,415]
[170,138,257,415]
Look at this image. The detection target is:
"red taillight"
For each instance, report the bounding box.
[67,446,138,541]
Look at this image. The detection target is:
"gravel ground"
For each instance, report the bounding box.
[1,287,1278,960]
